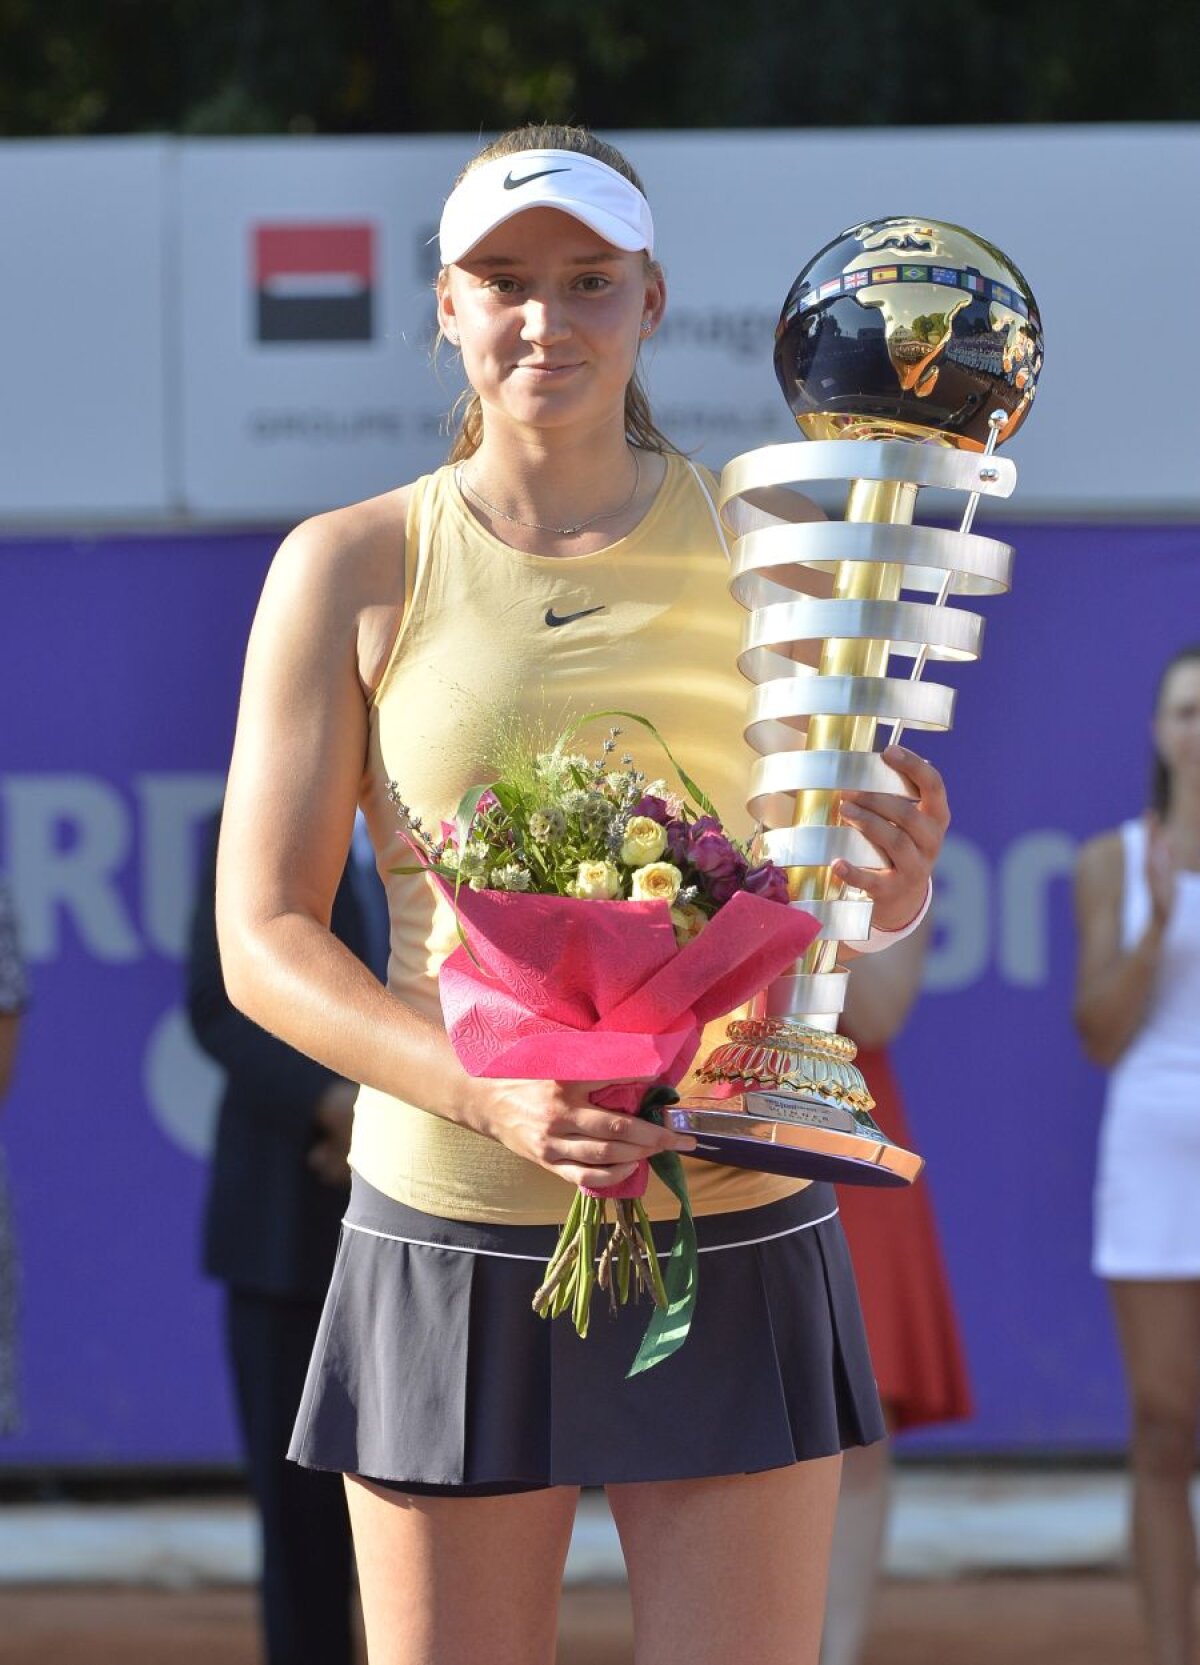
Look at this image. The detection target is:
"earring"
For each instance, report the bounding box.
[640,320,652,337]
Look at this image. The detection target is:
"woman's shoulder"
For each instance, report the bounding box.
[276,481,418,585]
[271,478,446,696]
[259,478,435,636]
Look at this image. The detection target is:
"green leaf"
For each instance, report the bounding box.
[626,1089,699,1378]
[454,780,496,851]
[562,709,719,819]
[491,780,523,818]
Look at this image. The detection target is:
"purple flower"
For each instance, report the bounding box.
[665,819,692,863]
[688,816,723,840]
[689,828,741,879]
[744,862,791,905]
[632,794,671,825]
[707,870,745,906]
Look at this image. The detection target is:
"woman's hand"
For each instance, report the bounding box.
[466,1077,696,1190]
[831,744,949,931]
[1145,812,1177,932]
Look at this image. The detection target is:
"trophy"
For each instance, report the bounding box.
[667,218,1043,1187]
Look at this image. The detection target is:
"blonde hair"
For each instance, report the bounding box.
[438,123,678,464]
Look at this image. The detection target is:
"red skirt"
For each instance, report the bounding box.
[836,1047,972,1433]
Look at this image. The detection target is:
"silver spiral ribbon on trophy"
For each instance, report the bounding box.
[667,217,1043,1188]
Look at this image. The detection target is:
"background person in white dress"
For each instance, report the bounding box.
[1075,643,1200,1665]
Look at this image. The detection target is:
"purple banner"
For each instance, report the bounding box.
[1,521,1197,1464]
[1,532,272,1465]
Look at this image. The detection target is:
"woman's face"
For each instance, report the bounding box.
[438,206,664,440]
[1154,660,1200,783]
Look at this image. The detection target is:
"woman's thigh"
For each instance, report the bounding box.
[607,1455,844,1665]
[344,1477,580,1665]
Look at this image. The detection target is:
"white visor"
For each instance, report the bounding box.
[439,149,654,265]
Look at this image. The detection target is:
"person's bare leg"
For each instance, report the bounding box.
[343,1479,579,1665]
[1110,1281,1200,1665]
[819,1434,892,1665]
[608,1457,842,1665]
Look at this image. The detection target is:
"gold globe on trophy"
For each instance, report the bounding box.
[666,218,1044,1186]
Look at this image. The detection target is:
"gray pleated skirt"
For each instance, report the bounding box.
[288,1173,883,1491]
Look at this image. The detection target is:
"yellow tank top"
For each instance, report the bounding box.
[351,453,810,1224]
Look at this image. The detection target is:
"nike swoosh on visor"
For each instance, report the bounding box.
[503,167,571,190]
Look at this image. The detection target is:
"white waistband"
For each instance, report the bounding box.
[341,1206,839,1262]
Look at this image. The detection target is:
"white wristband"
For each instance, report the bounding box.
[847,878,933,955]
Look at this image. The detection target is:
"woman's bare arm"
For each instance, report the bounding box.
[215,499,690,1188]
[840,919,930,1051]
[1073,830,1166,1068]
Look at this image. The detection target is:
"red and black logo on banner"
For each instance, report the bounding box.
[253,223,375,344]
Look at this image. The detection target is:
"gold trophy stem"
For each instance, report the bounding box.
[679,471,931,1184]
[791,478,916,975]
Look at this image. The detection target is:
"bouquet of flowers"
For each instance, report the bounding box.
[391,713,819,1373]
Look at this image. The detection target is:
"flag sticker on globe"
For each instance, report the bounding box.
[253,223,376,344]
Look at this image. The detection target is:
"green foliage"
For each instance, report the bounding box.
[910,312,949,344]
[2,0,1196,135]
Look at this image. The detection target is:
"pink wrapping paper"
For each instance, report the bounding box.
[436,881,821,1199]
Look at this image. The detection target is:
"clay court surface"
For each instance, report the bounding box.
[0,1575,1151,1664]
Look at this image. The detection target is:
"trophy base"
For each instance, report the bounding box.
[664,1091,924,1188]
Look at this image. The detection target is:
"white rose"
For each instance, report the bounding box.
[670,903,708,944]
[620,815,668,868]
[631,862,682,904]
[573,860,622,900]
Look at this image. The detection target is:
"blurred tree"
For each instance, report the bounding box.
[0,0,1196,135]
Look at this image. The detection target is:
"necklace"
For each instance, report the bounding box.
[457,451,641,537]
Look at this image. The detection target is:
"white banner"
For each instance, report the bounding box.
[0,139,171,517]
[174,124,1200,519]
[1,127,1197,521]
[177,137,477,519]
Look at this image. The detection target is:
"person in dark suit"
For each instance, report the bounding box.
[188,814,377,1665]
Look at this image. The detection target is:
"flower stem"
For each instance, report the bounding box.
[633,1198,669,1309]
[572,1200,598,1337]
[535,1186,667,1334]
